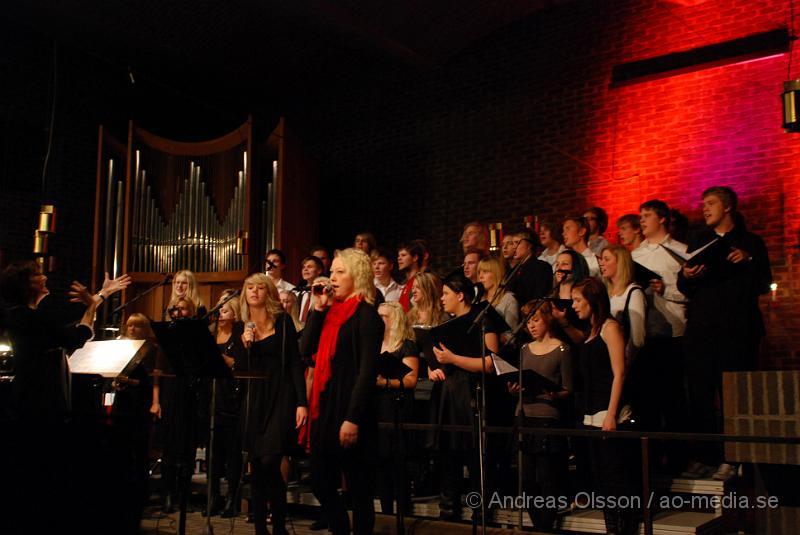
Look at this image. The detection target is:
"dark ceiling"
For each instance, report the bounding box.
[4,0,567,117]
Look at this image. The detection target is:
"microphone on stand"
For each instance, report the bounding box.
[203,289,241,320]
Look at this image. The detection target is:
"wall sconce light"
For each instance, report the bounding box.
[782,80,800,132]
[488,223,503,253]
[235,230,248,256]
[33,205,56,272]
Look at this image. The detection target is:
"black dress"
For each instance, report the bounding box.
[237,313,306,535]
[239,314,307,462]
[427,304,502,519]
[429,305,502,452]
[209,322,245,506]
[375,339,418,514]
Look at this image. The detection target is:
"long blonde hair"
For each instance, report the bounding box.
[335,248,376,304]
[477,256,506,301]
[379,301,415,353]
[124,312,156,342]
[210,289,240,335]
[240,273,283,323]
[407,272,446,326]
[601,244,634,296]
[169,270,206,311]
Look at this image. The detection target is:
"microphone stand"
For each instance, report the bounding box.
[199,290,241,321]
[233,342,255,529]
[464,257,527,535]
[498,284,561,530]
[393,380,406,535]
[106,275,172,336]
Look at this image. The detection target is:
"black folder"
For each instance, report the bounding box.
[491,352,563,394]
[632,261,663,288]
[413,325,438,370]
[377,352,413,380]
[151,319,231,379]
[429,314,485,364]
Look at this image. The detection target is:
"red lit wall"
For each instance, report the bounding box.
[300,0,800,369]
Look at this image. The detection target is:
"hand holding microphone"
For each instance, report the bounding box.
[312,283,334,311]
[244,321,256,348]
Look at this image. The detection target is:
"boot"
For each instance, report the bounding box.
[220,495,238,518]
[161,493,175,514]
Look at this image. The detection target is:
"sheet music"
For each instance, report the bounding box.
[68,339,145,377]
[660,237,719,264]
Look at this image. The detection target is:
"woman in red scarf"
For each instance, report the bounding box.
[301,248,384,535]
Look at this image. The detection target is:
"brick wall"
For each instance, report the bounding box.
[3,1,800,369]
[294,0,800,369]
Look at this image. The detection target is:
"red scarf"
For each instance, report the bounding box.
[308,295,362,426]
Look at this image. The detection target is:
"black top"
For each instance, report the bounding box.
[509,257,554,306]
[238,314,307,462]
[111,340,160,423]
[677,225,771,338]
[300,300,384,453]
[213,322,245,422]
[579,327,617,416]
[4,296,94,423]
[375,339,419,422]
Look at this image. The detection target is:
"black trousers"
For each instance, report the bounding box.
[683,326,759,466]
[586,426,640,535]
[209,418,242,500]
[521,417,569,532]
[631,336,689,473]
[310,447,375,535]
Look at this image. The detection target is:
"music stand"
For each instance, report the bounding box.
[377,353,413,535]
[151,319,231,535]
[69,339,146,377]
[68,339,146,417]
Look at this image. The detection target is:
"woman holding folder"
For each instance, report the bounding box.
[429,272,501,520]
[508,300,572,532]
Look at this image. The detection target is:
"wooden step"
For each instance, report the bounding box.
[559,509,724,535]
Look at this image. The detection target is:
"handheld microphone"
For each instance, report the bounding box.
[245,321,256,348]
[312,283,333,296]
[264,259,277,271]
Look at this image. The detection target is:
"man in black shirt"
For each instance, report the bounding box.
[677,186,772,480]
[508,231,553,305]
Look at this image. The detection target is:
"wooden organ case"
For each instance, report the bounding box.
[91,117,319,326]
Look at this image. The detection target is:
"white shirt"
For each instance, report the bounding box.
[374,277,402,303]
[609,283,646,365]
[493,291,520,334]
[588,235,610,257]
[538,244,566,268]
[631,236,688,337]
[580,247,601,278]
[269,277,295,293]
